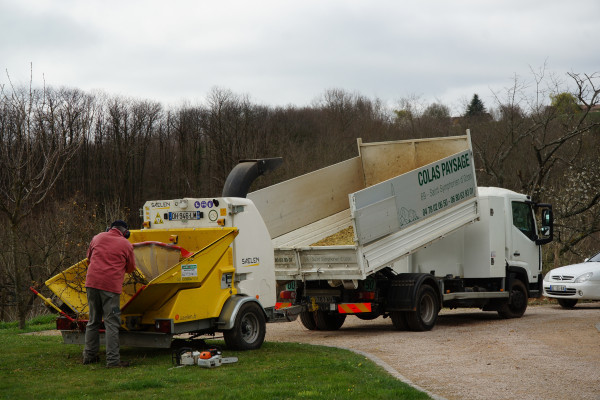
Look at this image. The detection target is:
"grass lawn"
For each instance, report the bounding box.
[0,315,431,400]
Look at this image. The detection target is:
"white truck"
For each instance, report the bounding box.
[247,133,554,331]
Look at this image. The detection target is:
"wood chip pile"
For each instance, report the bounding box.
[310,226,355,246]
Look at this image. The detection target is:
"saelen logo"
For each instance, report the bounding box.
[242,257,260,267]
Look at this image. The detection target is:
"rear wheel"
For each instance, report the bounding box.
[356,312,380,321]
[405,285,439,331]
[223,302,266,350]
[314,310,346,330]
[557,298,578,309]
[299,311,318,330]
[498,279,528,319]
[390,311,409,330]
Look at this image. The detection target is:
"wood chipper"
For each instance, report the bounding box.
[42,158,299,350]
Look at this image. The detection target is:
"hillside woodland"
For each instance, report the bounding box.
[1,70,599,326]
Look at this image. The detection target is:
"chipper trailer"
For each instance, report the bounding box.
[44,158,298,350]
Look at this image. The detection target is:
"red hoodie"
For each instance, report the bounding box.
[86,228,136,294]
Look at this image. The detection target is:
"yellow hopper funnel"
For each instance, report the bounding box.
[121,228,238,315]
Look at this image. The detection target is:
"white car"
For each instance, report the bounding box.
[543,252,600,308]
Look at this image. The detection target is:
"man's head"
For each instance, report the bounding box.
[110,220,130,239]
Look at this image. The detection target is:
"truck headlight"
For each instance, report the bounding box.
[574,272,593,283]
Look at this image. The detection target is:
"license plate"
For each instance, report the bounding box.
[550,285,566,292]
[168,211,201,221]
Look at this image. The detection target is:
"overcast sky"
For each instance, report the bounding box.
[1,0,598,115]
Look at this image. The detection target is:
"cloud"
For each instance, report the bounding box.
[1,0,598,109]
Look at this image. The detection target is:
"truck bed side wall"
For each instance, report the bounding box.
[250,135,471,242]
[248,157,364,239]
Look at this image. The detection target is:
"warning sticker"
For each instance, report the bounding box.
[181,264,198,279]
[154,212,164,224]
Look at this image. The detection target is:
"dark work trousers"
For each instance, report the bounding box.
[83,287,121,366]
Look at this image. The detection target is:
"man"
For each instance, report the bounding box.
[83,220,136,368]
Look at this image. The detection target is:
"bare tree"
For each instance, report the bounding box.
[0,72,89,327]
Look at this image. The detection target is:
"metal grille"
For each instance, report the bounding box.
[544,287,577,296]
[550,275,574,282]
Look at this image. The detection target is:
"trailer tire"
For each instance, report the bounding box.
[390,311,409,330]
[314,310,346,331]
[223,302,266,350]
[498,279,528,319]
[299,311,318,330]
[557,298,578,309]
[405,284,439,331]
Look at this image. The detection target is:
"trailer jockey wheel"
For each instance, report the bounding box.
[224,302,266,350]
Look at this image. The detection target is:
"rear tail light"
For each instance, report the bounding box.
[279,290,296,300]
[358,291,375,300]
[155,319,174,333]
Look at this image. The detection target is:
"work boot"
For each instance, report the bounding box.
[82,355,100,365]
[106,360,130,368]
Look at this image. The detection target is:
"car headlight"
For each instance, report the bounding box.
[574,272,593,283]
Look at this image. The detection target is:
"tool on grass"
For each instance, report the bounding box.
[173,346,238,368]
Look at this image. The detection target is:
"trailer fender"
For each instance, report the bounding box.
[387,273,441,311]
[218,295,266,330]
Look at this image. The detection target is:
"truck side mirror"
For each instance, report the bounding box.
[536,207,553,245]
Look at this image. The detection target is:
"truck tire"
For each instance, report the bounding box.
[390,311,409,330]
[405,284,439,331]
[223,302,266,350]
[356,312,380,321]
[314,310,346,331]
[299,311,318,330]
[498,279,528,319]
[557,298,578,309]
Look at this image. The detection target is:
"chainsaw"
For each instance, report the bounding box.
[175,347,238,368]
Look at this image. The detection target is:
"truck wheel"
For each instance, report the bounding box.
[356,312,379,321]
[314,310,346,330]
[557,298,578,309]
[498,279,528,319]
[405,285,439,331]
[223,302,266,350]
[390,311,409,330]
[299,311,318,330]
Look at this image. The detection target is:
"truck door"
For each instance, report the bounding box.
[508,201,540,279]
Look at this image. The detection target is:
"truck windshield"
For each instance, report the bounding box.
[512,201,536,240]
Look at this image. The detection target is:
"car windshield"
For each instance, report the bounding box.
[587,252,600,262]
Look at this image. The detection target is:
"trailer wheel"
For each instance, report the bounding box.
[405,284,439,331]
[314,310,346,331]
[557,298,578,309]
[299,311,318,330]
[498,279,527,319]
[390,311,409,330]
[223,302,266,350]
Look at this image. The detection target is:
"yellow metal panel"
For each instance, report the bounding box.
[121,229,238,318]
[45,259,89,315]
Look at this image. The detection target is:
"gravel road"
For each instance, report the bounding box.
[265,303,600,400]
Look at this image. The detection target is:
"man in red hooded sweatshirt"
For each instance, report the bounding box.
[83,220,136,368]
